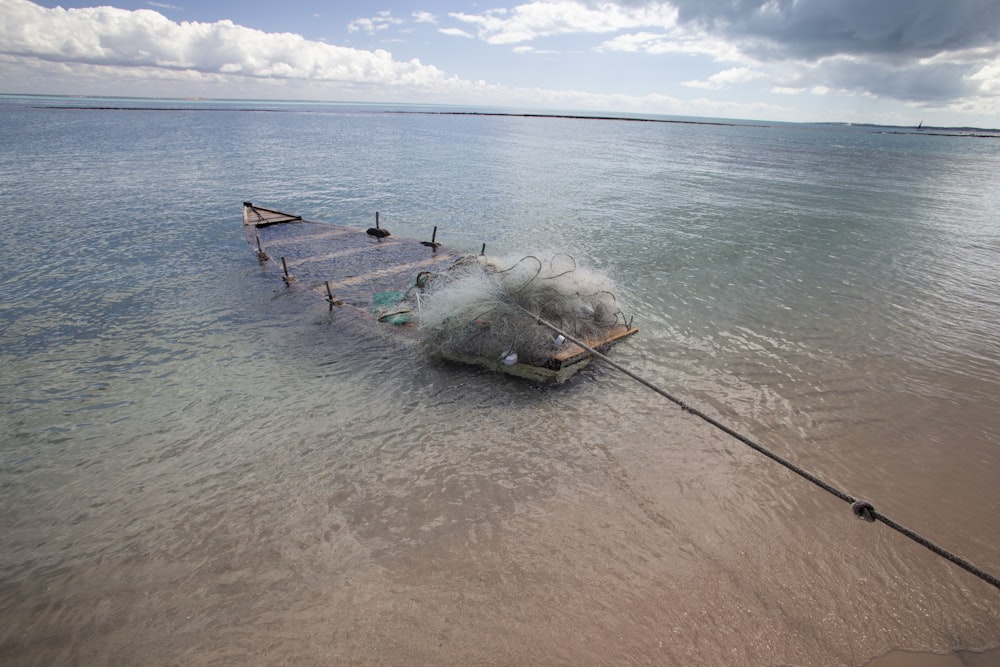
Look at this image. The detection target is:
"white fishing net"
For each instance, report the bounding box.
[416,252,625,365]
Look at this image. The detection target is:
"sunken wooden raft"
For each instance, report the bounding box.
[244,201,457,313]
[243,202,636,382]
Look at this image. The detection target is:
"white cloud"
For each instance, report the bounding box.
[0,0,451,89]
[512,45,560,55]
[347,10,403,35]
[413,11,437,25]
[595,30,746,62]
[683,66,764,89]
[969,59,1000,95]
[439,28,475,39]
[449,1,677,45]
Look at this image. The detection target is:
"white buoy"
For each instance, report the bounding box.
[502,351,518,365]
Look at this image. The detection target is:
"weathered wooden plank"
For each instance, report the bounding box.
[289,242,409,266]
[257,226,356,249]
[243,202,302,226]
[318,253,457,292]
[552,324,636,362]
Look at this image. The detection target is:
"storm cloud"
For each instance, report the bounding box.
[613,0,1000,61]
[592,0,1000,107]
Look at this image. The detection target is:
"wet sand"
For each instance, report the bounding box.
[2,357,998,665]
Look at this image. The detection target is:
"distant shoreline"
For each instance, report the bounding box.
[4,93,998,135]
[382,109,766,128]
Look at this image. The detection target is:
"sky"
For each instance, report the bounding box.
[1,0,999,126]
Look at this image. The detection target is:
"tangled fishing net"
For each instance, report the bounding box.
[415,252,627,366]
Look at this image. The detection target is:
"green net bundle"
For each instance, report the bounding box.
[416,252,624,366]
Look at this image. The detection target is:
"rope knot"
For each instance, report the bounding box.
[851,500,876,522]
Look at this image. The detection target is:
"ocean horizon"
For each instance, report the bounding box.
[5,92,1000,134]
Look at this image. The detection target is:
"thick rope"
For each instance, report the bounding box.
[520,306,1000,593]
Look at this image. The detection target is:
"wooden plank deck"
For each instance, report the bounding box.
[245,202,458,309]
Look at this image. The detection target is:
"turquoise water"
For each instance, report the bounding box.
[1,95,999,665]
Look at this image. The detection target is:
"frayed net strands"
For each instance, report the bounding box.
[416,253,626,365]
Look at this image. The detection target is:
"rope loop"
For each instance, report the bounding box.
[851,500,876,522]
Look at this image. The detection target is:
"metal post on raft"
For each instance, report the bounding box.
[421,226,441,250]
[281,256,295,283]
[366,212,390,238]
[255,230,269,261]
[324,280,342,307]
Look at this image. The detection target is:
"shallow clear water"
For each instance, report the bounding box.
[1,96,999,665]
